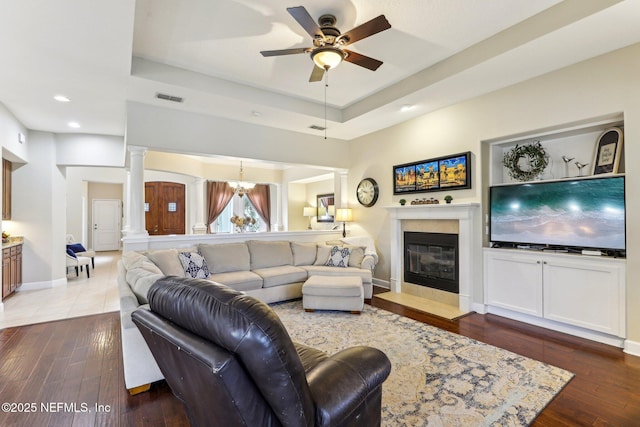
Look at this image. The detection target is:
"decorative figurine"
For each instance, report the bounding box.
[575,161,589,177]
[561,155,574,178]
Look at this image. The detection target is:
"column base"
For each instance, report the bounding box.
[192,224,208,234]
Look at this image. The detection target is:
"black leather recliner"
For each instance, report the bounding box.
[131,276,392,427]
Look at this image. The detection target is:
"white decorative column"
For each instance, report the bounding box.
[192,178,207,234]
[127,146,149,237]
[384,203,481,313]
[122,171,131,234]
[338,171,348,208]
[273,183,283,231]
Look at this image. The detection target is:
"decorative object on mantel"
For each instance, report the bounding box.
[561,155,575,178]
[592,127,623,175]
[230,215,256,232]
[444,195,453,204]
[575,161,589,177]
[399,199,406,206]
[411,197,439,205]
[502,141,549,181]
[228,161,255,197]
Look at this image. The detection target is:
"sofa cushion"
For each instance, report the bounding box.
[344,245,366,268]
[252,265,308,288]
[326,246,351,268]
[145,249,186,277]
[313,244,332,266]
[323,241,367,268]
[126,268,164,304]
[199,243,250,274]
[208,271,263,292]
[303,265,372,284]
[178,252,211,279]
[247,240,293,270]
[291,242,318,266]
[122,251,164,274]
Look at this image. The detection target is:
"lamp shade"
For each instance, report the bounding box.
[303,207,315,217]
[335,208,353,222]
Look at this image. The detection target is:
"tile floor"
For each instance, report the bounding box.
[0,251,121,329]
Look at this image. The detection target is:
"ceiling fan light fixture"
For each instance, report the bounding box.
[311,47,344,70]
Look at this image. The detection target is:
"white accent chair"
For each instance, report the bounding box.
[66,253,91,278]
[66,234,96,268]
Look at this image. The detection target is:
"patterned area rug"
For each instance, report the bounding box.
[271,301,573,426]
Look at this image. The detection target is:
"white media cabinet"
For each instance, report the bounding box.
[483,248,626,347]
[482,115,627,347]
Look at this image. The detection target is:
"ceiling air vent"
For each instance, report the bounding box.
[309,125,326,131]
[155,93,184,103]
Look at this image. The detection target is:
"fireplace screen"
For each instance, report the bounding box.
[404,232,459,293]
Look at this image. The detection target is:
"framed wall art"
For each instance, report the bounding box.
[316,193,335,223]
[393,151,471,195]
[592,127,623,175]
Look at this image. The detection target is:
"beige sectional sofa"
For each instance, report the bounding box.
[118,238,377,393]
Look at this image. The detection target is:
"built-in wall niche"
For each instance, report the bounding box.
[487,117,624,186]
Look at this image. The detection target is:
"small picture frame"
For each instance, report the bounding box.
[316,193,335,223]
[393,151,471,195]
[592,127,623,175]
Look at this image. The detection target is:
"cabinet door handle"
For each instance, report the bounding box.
[536,260,541,264]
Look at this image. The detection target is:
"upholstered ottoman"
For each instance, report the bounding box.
[302,275,364,314]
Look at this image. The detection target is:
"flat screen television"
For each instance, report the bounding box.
[489,175,625,255]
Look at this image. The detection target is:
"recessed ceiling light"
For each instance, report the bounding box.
[251,111,261,117]
[54,95,70,102]
[67,121,81,128]
[400,104,414,112]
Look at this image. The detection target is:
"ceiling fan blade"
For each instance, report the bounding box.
[309,65,325,82]
[338,15,391,46]
[287,6,324,39]
[343,49,383,71]
[260,48,310,57]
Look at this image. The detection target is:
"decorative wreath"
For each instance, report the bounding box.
[502,141,549,181]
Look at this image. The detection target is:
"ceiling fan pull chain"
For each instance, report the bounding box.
[324,70,328,140]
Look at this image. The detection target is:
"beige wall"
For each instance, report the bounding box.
[349,43,640,342]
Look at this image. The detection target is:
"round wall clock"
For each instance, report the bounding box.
[356,178,379,207]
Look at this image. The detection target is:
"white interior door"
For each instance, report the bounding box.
[92,199,121,251]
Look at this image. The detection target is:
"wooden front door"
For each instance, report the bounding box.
[145,182,186,235]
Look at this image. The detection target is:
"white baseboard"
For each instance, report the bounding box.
[487,306,625,348]
[372,278,390,289]
[624,339,640,357]
[471,302,487,314]
[17,278,67,292]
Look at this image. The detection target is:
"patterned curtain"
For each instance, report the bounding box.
[205,181,234,233]
[247,184,271,232]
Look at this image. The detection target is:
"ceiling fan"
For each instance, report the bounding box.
[261,6,391,82]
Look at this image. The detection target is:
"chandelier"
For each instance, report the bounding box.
[228,161,255,197]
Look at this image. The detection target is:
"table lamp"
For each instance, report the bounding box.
[335,208,353,238]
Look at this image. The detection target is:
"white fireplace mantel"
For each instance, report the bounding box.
[384,203,482,313]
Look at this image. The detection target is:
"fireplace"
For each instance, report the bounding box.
[404,231,459,294]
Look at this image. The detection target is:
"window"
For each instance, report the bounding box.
[211,194,266,233]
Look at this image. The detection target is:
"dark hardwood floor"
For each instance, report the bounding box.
[0,287,638,426]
